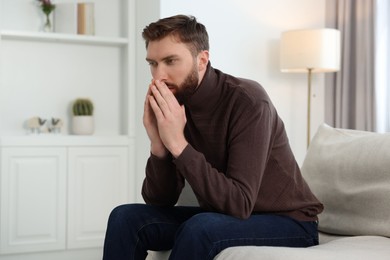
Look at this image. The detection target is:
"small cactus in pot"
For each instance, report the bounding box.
[73,98,94,116]
[72,98,94,135]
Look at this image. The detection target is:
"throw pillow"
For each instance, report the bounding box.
[301,123,390,237]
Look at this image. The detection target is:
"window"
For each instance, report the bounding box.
[375,0,390,132]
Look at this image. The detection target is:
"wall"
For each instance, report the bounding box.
[134,0,326,201]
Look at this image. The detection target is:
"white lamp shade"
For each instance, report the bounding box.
[280,28,341,73]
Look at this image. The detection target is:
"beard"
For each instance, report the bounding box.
[166,64,199,105]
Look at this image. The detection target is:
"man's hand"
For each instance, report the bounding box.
[148,80,188,158]
[143,82,168,158]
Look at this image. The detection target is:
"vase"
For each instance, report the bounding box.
[43,13,53,32]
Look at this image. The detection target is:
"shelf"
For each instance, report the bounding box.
[0,30,128,47]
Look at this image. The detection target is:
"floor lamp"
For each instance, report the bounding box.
[280,29,340,148]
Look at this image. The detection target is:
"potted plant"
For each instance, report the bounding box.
[72,98,94,135]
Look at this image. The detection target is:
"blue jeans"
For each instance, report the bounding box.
[102,204,318,260]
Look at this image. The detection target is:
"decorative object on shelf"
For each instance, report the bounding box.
[50,117,64,134]
[72,98,94,135]
[77,3,95,35]
[27,116,47,134]
[36,0,56,32]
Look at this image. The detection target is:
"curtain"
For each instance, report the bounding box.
[325,0,376,131]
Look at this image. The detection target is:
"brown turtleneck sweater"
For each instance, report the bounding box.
[142,64,323,221]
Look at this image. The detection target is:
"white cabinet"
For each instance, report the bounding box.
[0,136,130,259]
[0,147,67,254]
[67,147,128,249]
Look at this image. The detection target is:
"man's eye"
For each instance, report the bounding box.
[148,61,157,67]
[166,59,176,65]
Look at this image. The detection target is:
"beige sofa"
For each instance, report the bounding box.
[147,124,390,259]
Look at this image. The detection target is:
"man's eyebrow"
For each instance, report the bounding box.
[162,55,179,61]
[145,55,179,63]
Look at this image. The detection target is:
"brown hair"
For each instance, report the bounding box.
[142,15,209,56]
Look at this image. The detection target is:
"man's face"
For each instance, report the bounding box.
[146,35,199,104]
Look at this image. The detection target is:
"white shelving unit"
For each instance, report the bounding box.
[0,0,136,137]
[0,0,138,259]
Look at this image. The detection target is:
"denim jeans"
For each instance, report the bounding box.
[102,203,318,260]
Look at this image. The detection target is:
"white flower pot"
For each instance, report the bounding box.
[72,116,94,135]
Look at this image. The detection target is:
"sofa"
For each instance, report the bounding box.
[147,124,390,259]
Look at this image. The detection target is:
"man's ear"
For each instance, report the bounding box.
[197,50,209,72]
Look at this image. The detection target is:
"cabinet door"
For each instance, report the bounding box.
[67,147,128,249]
[0,147,67,254]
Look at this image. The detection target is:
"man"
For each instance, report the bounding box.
[103,14,323,260]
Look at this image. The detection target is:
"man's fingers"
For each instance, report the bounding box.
[150,84,172,117]
[154,80,179,109]
[144,82,155,111]
[148,95,165,120]
[154,80,172,97]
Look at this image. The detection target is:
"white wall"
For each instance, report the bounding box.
[133,0,326,201]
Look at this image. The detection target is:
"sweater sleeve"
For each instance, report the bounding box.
[174,100,274,219]
[142,153,184,206]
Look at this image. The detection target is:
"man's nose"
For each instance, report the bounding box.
[152,65,168,81]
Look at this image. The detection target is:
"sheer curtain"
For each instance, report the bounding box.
[325,0,390,132]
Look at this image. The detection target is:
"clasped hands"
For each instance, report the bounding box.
[143,80,188,158]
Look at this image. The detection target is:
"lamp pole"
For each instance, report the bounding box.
[307,68,313,148]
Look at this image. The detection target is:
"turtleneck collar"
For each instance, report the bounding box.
[184,62,224,114]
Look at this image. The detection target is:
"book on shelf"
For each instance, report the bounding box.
[77,3,95,35]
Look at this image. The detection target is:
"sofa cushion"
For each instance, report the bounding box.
[147,234,390,260]
[301,124,390,237]
[214,235,390,260]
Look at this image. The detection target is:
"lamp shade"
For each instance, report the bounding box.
[280,28,341,73]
